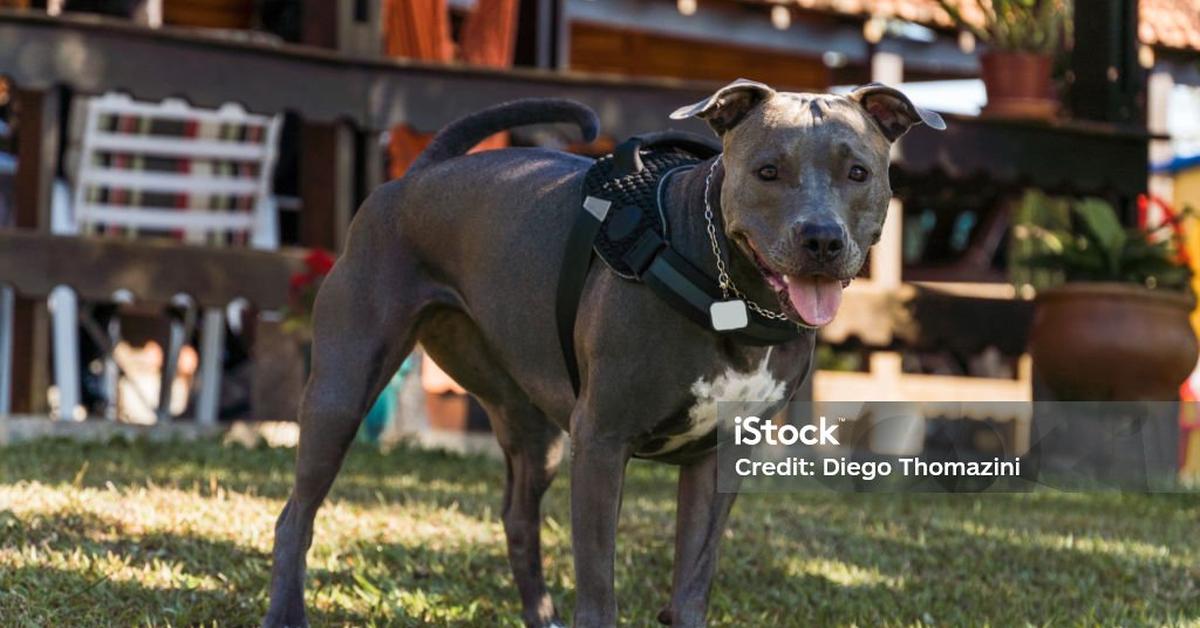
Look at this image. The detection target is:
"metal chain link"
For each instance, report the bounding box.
[702,157,732,298]
[702,157,794,323]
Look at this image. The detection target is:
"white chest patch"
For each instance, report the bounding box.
[646,349,787,456]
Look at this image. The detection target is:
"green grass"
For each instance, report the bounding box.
[0,437,1198,626]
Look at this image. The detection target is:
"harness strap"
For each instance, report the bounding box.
[556,194,608,394]
[559,134,692,394]
[557,132,800,396]
[631,230,806,347]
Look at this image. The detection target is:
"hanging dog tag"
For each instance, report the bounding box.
[709,299,749,331]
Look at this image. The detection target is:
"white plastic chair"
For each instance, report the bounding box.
[49,92,282,425]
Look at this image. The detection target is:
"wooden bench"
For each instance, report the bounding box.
[0,230,306,422]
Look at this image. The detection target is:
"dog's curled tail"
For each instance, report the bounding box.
[409,98,600,173]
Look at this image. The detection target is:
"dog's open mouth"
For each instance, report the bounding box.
[740,239,850,327]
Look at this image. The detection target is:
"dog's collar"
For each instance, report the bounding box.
[556,133,805,395]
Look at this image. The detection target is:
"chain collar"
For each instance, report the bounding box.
[702,156,800,325]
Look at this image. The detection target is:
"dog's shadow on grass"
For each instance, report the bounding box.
[0,507,435,626]
[0,563,258,625]
[0,508,274,624]
[0,508,269,580]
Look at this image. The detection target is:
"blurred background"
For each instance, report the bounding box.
[0,0,1198,478]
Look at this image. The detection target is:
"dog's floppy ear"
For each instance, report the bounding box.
[670,78,776,135]
[849,83,946,142]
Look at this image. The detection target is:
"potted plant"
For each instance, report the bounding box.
[1016,193,1197,400]
[282,248,336,359]
[939,0,1069,119]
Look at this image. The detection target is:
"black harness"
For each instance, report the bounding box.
[556,132,803,395]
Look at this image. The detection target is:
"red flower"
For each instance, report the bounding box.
[305,249,335,275]
[290,271,313,292]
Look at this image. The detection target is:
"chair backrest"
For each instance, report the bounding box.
[68,93,282,249]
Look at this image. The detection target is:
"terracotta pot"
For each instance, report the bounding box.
[424,392,493,433]
[979,51,1058,119]
[1029,283,1198,400]
[425,392,469,432]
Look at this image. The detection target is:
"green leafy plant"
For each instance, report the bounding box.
[938,0,1070,54]
[1014,192,1192,291]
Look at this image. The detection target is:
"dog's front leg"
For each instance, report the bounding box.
[658,451,737,627]
[569,414,634,628]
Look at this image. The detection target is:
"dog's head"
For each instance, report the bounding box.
[672,79,944,327]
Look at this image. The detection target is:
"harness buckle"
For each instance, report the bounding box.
[624,230,665,277]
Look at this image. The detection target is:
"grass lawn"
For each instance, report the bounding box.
[0,437,1198,626]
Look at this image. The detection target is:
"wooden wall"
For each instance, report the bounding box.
[164,0,254,29]
[568,21,829,91]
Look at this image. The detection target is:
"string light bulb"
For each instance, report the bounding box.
[1139,44,1156,69]
[958,30,976,54]
[771,5,791,30]
[863,16,885,43]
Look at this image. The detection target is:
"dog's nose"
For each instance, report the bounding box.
[797,220,846,262]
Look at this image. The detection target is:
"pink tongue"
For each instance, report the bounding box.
[784,275,843,327]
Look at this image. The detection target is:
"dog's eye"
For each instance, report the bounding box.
[757,165,778,181]
[849,165,869,182]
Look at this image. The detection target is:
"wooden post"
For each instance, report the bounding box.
[1068,0,1143,125]
[870,51,903,290]
[357,128,384,209]
[864,53,911,440]
[515,0,564,69]
[300,0,338,49]
[1069,0,1147,223]
[338,0,382,57]
[298,122,354,251]
[10,87,61,414]
[1147,70,1174,203]
[870,51,903,86]
[298,0,357,251]
[871,198,904,290]
[251,315,305,422]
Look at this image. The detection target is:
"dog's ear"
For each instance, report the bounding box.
[849,83,946,142]
[670,78,776,135]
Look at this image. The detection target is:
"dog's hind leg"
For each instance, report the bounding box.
[657,451,737,627]
[420,309,567,627]
[491,401,567,628]
[264,198,429,628]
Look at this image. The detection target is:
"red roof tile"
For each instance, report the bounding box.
[784,0,1200,52]
[1140,0,1200,51]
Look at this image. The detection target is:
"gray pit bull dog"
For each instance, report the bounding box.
[264,79,944,627]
